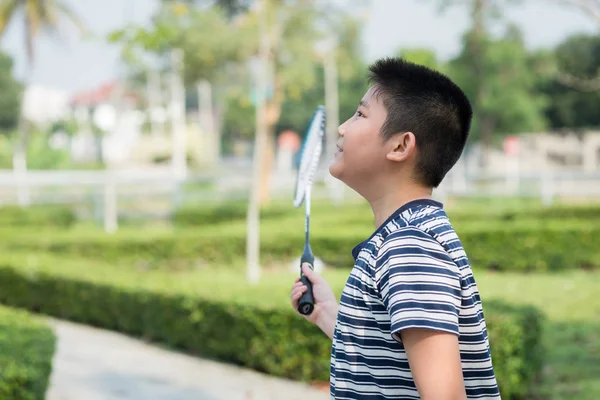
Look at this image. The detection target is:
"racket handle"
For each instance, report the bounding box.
[298,251,315,316]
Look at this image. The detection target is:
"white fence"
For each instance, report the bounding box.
[1,163,600,232]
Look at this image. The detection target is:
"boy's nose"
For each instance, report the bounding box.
[338,124,346,137]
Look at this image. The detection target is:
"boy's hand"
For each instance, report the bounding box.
[290,264,339,339]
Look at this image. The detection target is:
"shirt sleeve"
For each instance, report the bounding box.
[374,226,462,343]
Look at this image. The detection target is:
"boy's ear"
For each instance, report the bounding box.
[386,132,417,163]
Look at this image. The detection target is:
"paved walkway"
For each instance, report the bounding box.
[46,319,329,400]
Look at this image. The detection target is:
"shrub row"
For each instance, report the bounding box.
[173,201,293,226]
[2,221,598,272]
[0,204,76,228]
[0,258,543,399]
[0,305,56,400]
[172,200,600,226]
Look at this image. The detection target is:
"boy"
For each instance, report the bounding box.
[290,57,500,399]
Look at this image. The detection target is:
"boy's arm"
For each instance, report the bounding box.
[401,328,467,400]
[315,303,339,340]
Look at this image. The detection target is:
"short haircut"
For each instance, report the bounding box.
[368,57,472,188]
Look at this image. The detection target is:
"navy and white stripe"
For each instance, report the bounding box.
[330,199,500,399]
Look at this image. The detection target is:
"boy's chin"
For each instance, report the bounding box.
[328,161,343,180]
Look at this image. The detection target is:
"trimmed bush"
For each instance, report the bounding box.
[0,257,543,398]
[1,219,598,272]
[172,200,600,226]
[0,305,56,400]
[484,302,545,399]
[0,205,76,228]
[173,201,291,226]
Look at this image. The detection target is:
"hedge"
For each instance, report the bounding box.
[0,305,56,400]
[2,219,598,272]
[172,200,600,226]
[0,205,76,228]
[483,302,544,399]
[172,201,293,226]
[0,257,543,399]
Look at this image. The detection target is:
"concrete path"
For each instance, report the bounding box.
[46,319,329,400]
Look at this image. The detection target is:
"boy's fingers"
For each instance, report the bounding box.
[290,286,307,300]
[301,263,320,282]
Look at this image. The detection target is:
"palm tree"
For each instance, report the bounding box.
[0,0,84,205]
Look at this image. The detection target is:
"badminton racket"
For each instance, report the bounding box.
[293,105,326,316]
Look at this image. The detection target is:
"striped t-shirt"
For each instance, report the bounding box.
[329,199,500,399]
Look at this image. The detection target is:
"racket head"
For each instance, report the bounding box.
[293,105,326,208]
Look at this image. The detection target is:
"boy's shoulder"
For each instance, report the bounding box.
[364,200,466,268]
[379,199,451,243]
[353,199,461,265]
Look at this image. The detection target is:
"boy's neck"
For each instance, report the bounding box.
[367,184,433,229]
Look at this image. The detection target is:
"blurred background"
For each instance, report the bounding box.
[0,0,598,399]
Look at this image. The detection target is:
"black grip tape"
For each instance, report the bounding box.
[298,252,315,315]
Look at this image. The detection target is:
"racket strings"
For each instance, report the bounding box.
[294,105,326,208]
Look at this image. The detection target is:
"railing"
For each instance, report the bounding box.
[1,164,599,232]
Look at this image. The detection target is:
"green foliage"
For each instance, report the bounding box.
[0,129,89,170]
[542,34,600,129]
[172,201,600,272]
[173,200,289,225]
[109,4,254,86]
[447,24,548,141]
[484,302,545,399]
[0,305,55,400]
[398,48,441,71]
[0,51,22,133]
[2,205,600,272]
[276,14,368,139]
[0,204,76,228]
[0,0,85,66]
[0,255,543,396]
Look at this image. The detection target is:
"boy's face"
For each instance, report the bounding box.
[329,86,391,190]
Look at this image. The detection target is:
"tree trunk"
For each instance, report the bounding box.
[197,79,219,166]
[170,49,187,180]
[213,90,226,159]
[13,64,31,206]
[258,98,281,205]
[479,115,495,168]
[12,122,29,206]
[469,0,492,168]
[324,49,343,204]
[247,0,270,285]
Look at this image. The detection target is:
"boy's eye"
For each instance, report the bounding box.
[355,110,364,118]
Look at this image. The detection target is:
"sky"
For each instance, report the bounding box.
[0,0,597,96]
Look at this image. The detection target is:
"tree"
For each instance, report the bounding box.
[109,3,255,166]
[0,51,22,133]
[397,48,442,71]
[0,0,84,205]
[552,0,600,91]
[448,25,548,147]
[541,34,600,128]
[436,0,548,165]
[276,14,368,144]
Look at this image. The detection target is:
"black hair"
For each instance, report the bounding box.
[367,57,472,188]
